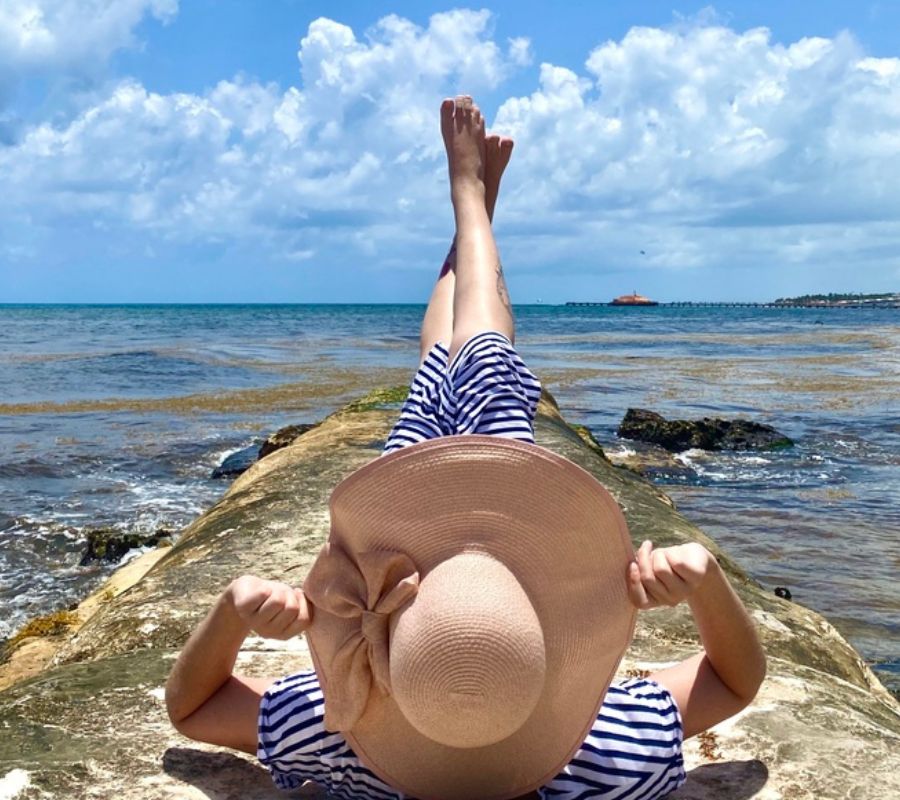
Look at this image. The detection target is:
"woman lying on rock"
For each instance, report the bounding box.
[165,96,767,800]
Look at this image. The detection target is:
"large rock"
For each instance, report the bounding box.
[211,443,260,479]
[79,527,173,566]
[618,408,794,452]
[258,423,318,459]
[0,386,897,799]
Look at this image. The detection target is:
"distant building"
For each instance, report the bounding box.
[610,291,658,306]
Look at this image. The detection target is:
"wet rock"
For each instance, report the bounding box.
[78,527,172,566]
[607,441,699,481]
[258,423,318,460]
[775,587,793,601]
[618,408,794,452]
[2,385,897,798]
[211,443,260,478]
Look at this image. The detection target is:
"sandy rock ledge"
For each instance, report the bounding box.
[0,387,897,799]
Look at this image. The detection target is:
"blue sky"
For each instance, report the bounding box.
[1,1,899,303]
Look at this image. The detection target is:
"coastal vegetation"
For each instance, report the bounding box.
[772,292,900,307]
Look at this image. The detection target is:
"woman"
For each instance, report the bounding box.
[165,97,766,800]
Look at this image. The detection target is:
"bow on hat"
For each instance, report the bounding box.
[304,544,420,731]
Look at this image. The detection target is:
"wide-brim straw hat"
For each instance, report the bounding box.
[303,435,636,800]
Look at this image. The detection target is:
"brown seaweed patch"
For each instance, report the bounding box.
[0,366,413,416]
[538,367,634,388]
[5,610,79,652]
[796,488,857,503]
[698,730,723,761]
[528,328,899,350]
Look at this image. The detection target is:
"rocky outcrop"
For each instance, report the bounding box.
[210,443,260,478]
[258,423,318,459]
[606,441,698,481]
[210,423,319,480]
[0,387,897,799]
[78,527,173,565]
[618,408,794,452]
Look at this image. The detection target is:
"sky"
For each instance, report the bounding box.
[1,1,899,303]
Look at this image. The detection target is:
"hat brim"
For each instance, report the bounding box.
[306,435,636,800]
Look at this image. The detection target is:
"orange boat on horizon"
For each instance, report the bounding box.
[610,290,658,306]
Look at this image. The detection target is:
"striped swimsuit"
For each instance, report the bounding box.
[257,331,686,798]
[381,330,543,453]
[258,671,686,799]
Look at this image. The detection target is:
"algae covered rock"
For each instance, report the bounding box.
[78,527,173,565]
[0,386,897,799]
[258,423,318,459]
[618,408,794,452]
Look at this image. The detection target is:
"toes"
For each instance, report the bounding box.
[440,98,455,136]
[454,95,470,131]
[499,137,514,164]
[472,102,483,129]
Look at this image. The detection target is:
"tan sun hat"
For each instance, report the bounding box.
[303,434,636,800]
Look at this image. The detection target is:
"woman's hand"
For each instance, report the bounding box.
[627,540,714,609]
[226,575,310,639]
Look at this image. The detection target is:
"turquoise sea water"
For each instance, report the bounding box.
[0,303,898,692]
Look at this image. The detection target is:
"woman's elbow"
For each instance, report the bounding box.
[737,647,767,705]
[164,672,191,730]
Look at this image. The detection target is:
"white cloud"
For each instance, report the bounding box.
[1,10,900,298]
[0,0,177,71]
[0,0,179,141]
[507,36,532,67]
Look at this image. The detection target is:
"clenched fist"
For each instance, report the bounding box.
[627,541,714,609]
[226,575,311,639]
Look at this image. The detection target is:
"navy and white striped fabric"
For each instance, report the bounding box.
[381,330,543,455]
[257,671,685,799]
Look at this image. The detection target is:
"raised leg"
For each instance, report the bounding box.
[443,96,515,366]
[419,125,513,365]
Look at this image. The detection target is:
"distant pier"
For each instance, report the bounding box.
[566,301,773,308]
[565,301,900,309]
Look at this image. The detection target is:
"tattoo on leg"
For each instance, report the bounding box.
[495,261,513,316]
[439,242,458,279]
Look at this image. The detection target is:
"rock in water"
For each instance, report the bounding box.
[618,408,794,452]
[79,528,172,566]
[606,441,699,482]
[211,443,260,478]
[258,423,318,459]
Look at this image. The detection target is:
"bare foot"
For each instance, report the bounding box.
[441,95,486,204]
[483,134,514,222]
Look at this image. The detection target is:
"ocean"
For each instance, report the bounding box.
[0,303,897,694]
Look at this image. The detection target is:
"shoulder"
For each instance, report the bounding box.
[541,678,685,799]
[602,677,684,729]
[257,670,334,788]
[257,670,402,798]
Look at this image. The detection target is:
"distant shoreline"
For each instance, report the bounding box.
[566,294,900,309]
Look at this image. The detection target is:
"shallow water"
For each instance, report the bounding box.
[0,303,897,692]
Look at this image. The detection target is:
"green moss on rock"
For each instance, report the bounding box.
[342,384,410,413]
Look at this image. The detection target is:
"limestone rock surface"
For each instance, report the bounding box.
[1,387,897,799]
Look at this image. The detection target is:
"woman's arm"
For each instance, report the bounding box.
[165,575,310,754]
[628,541,767,738]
